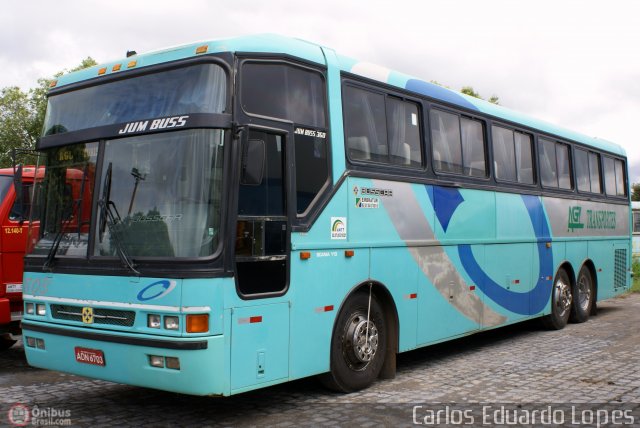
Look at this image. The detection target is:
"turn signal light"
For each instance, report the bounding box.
[195,45,208,54]
[186,314,209,333]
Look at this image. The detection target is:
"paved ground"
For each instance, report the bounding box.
[1,294,639,427]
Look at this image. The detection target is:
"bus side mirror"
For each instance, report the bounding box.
[241,138,265,186]
[13,164,24,223]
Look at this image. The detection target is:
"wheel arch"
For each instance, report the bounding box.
[334,280,399,380]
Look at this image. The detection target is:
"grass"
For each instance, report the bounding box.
[632,258,640,293]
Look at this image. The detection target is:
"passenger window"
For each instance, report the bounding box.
[491,125,533,184]
[575,149,590,192]
[539,138,571,189]
[604,157,616,196]
[614,159,626,197]
[575,148,602,193]
[343,86,422,167]
[589,152,601,193]
[431,110,486,176]
[431,110,462,174]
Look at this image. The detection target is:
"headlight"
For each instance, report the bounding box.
[164,316,179,330]
[26,303,34,315]
[149,355,164,368]
[147,314,161,329]
[36,304,46,316]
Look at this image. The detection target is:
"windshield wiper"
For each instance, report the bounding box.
[43,165,90,271]
[43,208,76,271]
[98,163,140,276]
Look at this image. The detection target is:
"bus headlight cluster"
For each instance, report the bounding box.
[147,314,179,330]
[25,302,46,316]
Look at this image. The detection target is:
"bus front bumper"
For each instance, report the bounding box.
[22,321,228,396]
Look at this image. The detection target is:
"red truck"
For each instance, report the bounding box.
[0,166,40,349]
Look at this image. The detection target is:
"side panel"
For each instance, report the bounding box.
[230,303,289,391]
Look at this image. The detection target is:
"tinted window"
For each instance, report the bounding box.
[576,148,602,193]
[430,110,485,176]
[539,139,571,189]
[431,110,462,174]
[492,126,533,184]
[539,139,557,187]
[44,64,227,135]
[604,157,616,196]
[0,176,12,204]
[295,132,328,214]
[241,63,326,127]
[461,118,486,177]
[615,159,626,196]
[492,126,516,181]
[386,97,421,167]
[344,86,387,162]
[514,132,534,184]
[575,149,590,192]
[634,211,640,234]
[589,152,601,193]
[344,86,421,167]
[556,143,571,189]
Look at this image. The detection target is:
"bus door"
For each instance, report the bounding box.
[231,127,291,391]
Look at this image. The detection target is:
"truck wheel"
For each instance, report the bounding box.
[570,265,594,323]
[541,269,572,330]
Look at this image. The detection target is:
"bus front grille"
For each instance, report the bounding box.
[51,304,136,327]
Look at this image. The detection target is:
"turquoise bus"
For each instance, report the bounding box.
[22,34,631,395]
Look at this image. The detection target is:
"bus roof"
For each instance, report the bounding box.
[53,34,625,157]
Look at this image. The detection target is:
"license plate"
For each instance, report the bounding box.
[6,284,22,293]
[74,347,106,366]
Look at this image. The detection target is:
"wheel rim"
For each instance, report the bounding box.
[343,312,379,370]
[577,273,592,312]
[554,276,572,318]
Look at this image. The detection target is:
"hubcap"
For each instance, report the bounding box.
[343,313,379,369]
[554,278,572,317]
[577,274,591,312]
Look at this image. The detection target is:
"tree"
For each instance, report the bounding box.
[631,183,640,201]
[461,86,500,105]
[0,57,97,167]
[430,82,500,105]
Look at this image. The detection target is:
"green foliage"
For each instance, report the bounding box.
[431,82,500,105]
[631,183,640,201]
[0,57,97,168]
[632,259,640,293]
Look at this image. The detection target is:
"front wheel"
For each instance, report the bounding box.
[320,290,387,392]
[570,265,595,323]
[0,335,17,350]
[541,269,572,330]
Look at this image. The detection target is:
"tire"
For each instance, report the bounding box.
[320,291,387,392]
[541,269,572,330]
[570,265,595,323]
[0,335,16,350]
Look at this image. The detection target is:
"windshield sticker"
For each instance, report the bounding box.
[118,115,189,135]
[137,280,177,302]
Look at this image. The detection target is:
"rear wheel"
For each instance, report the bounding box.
[320,290,387,392]
[570,265,594,323]
[542,269,572,330]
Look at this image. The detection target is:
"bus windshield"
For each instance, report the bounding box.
[30,129,225,260]
[43,63,227,136]
[94,129,224,258]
